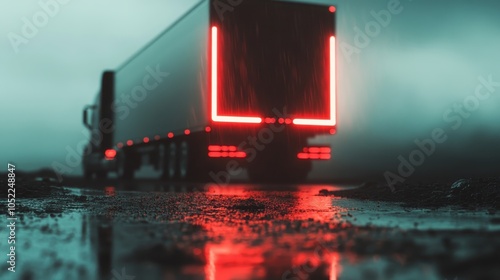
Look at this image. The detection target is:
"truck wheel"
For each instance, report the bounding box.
[118,152,135,180]
[162,142,177,181]
[177,141,189,180]
[248,158,311,183]
[84,168,93,181]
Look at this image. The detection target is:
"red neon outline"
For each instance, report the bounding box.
[211,26,262,124]
[293,36,336,127]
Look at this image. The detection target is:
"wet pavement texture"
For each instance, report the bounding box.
[2,181,500,280]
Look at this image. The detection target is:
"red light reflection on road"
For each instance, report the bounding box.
[204,243,341,280]
[104,186,115,197]
[197,185,344,280]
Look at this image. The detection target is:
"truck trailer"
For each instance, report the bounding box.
[82,0,337,182]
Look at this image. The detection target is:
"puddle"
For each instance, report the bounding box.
[334,199,500,231]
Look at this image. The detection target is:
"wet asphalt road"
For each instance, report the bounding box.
[2,181,500,280]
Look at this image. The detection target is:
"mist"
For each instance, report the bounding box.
[2,0,499,181]
[308,0,500,180]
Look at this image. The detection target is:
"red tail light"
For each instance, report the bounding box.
[104,149,117,160]
[297,146,331,160]
[208,145,246,158]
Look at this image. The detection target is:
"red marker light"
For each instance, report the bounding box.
[264,118,277,124]
[309,147,321,153]
[117,142,123,148]
[167,132,174,139]
[329,6,336,13]
[297,146,331,160]
[320,154,331,160]
[143,137,150,143]
[208,151,246,158]
[205,126,212,133]
[208,145,242,157]
[104,149,117,160]
[154,135,160,140]
[184,129,190,135]
[126,140,133,146]
[320,147,331,153]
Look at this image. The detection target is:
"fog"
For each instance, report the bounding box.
[2,0,499,181]
[1,0,199,170]
[306,0,500,180]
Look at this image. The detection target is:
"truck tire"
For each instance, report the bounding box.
[248,160,310,182]
[187,138,210,182]
[118,152,135,180]
[84,168,93,181]
[162,142,177,181]
[177,141,189,180]
[247,140,312,183]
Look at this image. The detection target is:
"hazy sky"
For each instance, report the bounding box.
[2,0,499,180]
[1,0,198,170]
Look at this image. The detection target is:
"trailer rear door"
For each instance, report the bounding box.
[210,0,336,127]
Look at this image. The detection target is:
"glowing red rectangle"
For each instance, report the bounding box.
[208,145,245,158]
[303,147,331,154]
[297,153,309,159]
[320,147,331,153]
[211,26,335,127]
[209,145,238,152]
[208,145,221,152]
[320,154,331,160]
[208,151,246,158]
[297,152,331,160]
[308,147,321,153]
[308,153,320,159]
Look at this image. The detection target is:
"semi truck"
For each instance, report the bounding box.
[82,0,337,182]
